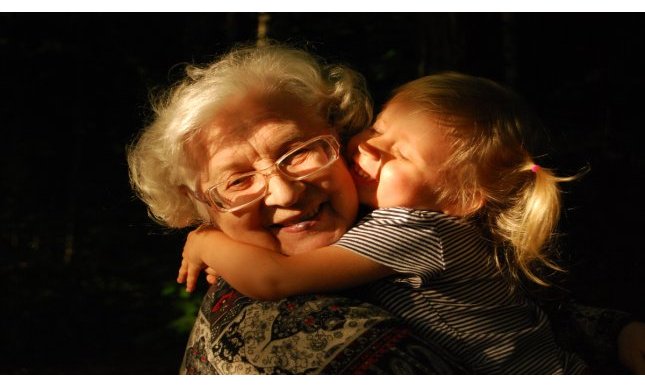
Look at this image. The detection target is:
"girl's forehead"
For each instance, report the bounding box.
[377,102,436,127]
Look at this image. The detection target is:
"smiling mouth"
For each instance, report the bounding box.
[270,203,324,231]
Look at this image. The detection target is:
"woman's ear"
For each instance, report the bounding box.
[180,184,216,226]
[179,184,208,202]
[178,184,192,198]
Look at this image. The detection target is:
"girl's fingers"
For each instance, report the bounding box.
[177,260,188,283]
[186,264,203,292]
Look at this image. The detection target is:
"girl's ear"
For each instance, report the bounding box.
[463,190,485,217]
[444,189,485,217]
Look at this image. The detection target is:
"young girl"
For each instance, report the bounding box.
[178,72,588,374]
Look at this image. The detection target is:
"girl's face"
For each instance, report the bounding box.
[347,102,453,212]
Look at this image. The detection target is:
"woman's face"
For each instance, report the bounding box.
[194,93,358,255]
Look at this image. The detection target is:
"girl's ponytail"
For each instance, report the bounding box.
[491,163,577,286]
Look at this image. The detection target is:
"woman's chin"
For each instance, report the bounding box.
[273,202,349,255]
[279,232,341,255]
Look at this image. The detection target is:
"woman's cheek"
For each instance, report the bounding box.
[330,164,359,222]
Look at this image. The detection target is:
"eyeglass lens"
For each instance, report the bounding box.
[210,137,337,210]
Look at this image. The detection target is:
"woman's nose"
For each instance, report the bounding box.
[263,173,305,207]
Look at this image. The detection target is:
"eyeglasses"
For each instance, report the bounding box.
[196,135,340,212]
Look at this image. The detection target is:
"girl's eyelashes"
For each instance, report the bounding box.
[368,126,383,135]
[392,146,408,160]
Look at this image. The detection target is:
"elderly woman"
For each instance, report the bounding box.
[128,43,645,374]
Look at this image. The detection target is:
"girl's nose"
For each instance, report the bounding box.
[263,173,305,208]
[357,140,382,160]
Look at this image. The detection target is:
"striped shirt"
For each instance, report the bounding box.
[335,207,587,374]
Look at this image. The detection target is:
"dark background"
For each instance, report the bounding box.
[1,13,644,374]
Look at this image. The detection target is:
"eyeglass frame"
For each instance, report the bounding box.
[190,134,341,213]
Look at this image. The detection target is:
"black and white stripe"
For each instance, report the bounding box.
[336,207,587,374]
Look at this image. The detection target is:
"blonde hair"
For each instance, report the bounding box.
[127,43,372,228]
[390,72,581,286]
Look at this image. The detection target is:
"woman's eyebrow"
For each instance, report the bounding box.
[207,147,252,176]
[208,129,313,173]
[264,129,311,156]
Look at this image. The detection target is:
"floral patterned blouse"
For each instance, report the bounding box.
[180,279,633,374]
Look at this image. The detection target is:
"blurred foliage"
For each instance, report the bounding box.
[1,12,644,374]
[161,281,204,335]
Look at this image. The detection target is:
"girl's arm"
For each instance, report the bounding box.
[177,226,394,300]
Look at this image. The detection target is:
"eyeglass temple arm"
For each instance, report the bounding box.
[183,185,209,204]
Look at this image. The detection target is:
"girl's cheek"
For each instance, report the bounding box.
[376,165,426,208]
[379,166,404,188]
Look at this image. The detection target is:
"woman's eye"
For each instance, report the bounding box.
[226,175,254,190]
[286,149,312,165]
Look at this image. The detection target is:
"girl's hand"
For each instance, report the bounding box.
[204,267,219,285]
[618,321,645,374]
[177,256,206,292]
[177,226,216,292]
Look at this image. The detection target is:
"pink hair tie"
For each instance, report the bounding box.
[530,164,541,173]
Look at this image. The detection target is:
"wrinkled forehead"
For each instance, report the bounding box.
[184,91,331,186]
